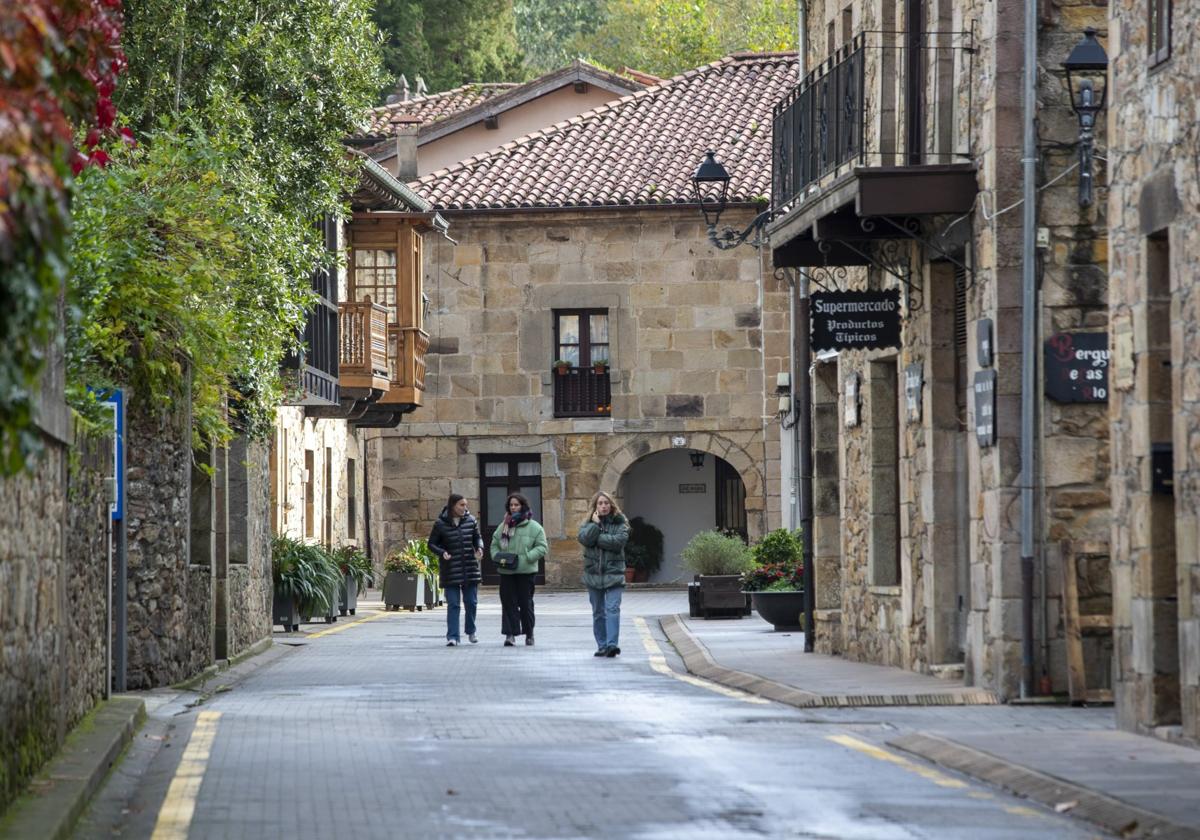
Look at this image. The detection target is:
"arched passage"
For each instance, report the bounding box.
[617,448,749,583]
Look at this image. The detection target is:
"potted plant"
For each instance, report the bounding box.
[272,536,341,630]
[591,356,610,374]
[625,516,664,583]
[333,544,373,616]
[680,530,754,618]
[383,541,427,611]
[553,359,572,375]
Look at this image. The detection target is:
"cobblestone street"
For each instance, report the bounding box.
[71,591,1113,839]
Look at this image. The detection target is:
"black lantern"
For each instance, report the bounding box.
[1062,28,1109,207]
[691,150,730,228]
[689,451,705,470]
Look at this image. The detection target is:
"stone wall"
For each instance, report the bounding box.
[227,437,272,656]
[1107,0,1200,739]
[368,207,785,582]
[0,431,111,813]
[124,397,204,689]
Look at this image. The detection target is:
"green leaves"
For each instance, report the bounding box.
[271,535,343,615]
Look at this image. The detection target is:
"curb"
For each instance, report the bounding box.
[660,614,999,708]
[173,636,274,691]
[889,732,1200,840]
[0,696,145,840]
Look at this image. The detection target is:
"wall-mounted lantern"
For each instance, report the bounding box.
[1062,28,1109,207]
[690,150,773,250]
[689,451,706,470]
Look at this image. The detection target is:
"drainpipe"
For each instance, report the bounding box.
[1019,0,1038,698]
[794,0,816,653]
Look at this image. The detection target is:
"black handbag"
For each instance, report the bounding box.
[493,551,519,570]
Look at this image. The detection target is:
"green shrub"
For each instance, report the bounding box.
[751,528,804,567]
[272,536,341,615]
[680,529,754,576]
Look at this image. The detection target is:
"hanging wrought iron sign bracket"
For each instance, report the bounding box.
[820,236,922,313]
[869,214,978,291]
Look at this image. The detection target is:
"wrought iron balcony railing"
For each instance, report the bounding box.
[773,36,866,211]
[553,368,612,418]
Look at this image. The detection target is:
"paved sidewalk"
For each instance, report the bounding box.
[666,606,1200,839]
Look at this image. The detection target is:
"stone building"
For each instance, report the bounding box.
[367,54,799,586]
[271,156,443,580]
[1107,0,1199,740]
[351,61,645,179]
[767,0,1109,697]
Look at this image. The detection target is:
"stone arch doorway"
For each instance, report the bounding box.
[615,447,752,584]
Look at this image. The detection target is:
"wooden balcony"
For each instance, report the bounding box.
[337,299,390,395]
[380,325,429,408]
[554,368,612,418]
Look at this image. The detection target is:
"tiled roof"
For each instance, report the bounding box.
[411,53,798,211]
[355,83,518,140]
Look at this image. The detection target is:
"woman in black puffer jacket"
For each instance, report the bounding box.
[428,493,483,646]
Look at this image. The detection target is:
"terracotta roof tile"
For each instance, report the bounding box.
[411,53,798,211]
[354,83,518,140]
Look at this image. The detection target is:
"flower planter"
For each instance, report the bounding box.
[423,574,441,609]
[624,567,636,583]
[384,571,425,611]
[694,574,751,618]
[273,587,300,632]
[749,590,805,631]
[302,583,339,625]
[339,574,358,616]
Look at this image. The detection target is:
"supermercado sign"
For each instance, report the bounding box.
[810,289,902,352]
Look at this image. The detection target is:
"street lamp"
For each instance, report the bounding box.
[691,151,772,250]
[1062,28,1108,207]
[689,451,706,470]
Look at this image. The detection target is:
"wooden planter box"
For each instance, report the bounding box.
[273,588,300,632]
[339,574,358,616]
[749,590,805,631]
[384,571,425,611]
[692,574,751,619]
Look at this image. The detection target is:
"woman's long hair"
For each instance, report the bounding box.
[445,493,465,515]
[505,493,531,516]
[588,491,623,519]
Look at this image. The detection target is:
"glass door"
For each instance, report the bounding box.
[478,455,544,584]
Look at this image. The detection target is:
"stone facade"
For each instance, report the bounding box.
[1107,0,1200,740]
[0,431,111,812]
[367,207,785,583]
[784,0,1110,698]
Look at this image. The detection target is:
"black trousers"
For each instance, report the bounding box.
[499,573,536,636]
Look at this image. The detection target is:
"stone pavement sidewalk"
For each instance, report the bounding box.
[662,609,1200,840]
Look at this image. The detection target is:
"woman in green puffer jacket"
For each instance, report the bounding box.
[490,493,548,647]
[577,491,630,658]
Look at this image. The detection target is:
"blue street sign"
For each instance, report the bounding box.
[95,389,125,521]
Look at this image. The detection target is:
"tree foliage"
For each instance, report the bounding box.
[373,0,526,96]
[66,0,386,443]
[0,0,125,473]
[514,0,606,74]
[68,128,315,445]
[574,0,796,78]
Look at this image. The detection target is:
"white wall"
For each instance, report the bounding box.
[622,448,720,584]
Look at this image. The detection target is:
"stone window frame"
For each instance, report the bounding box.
[1148,0,1172,67]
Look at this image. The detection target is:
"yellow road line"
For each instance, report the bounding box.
[827,734,969,789]
[634,617,768,704]
[306,609,391,639]
[151,711,221,840]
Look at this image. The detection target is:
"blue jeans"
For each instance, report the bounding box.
[444,583,478,642]
[588,586,622,650]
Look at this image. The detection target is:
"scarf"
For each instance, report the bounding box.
[498,509,530,548]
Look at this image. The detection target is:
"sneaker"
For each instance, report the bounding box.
[446,639,458,647]
[504,635,515,647]
[468,634,478,644]
[605,646,620,657]
[594,648,608,657]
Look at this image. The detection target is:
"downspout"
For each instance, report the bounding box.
[1019,0,1038,698]
[796,0,816,653]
